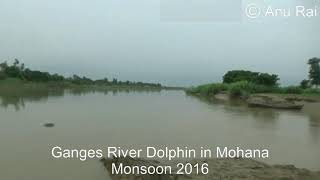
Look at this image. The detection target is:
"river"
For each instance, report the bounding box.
[0,89,319,180]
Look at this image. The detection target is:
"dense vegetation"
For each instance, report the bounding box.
[187,81,320,98]
[0,59,162,88]
[223,70,279,86]
[187,58,320,97]
[303,58,320,88]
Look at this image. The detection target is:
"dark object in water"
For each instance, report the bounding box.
[43,123,55,127]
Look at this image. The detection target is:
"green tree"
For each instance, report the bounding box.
[20,63,25,71]
[308,58,320,87]
[13,59,19,67]
[223,70,279,86]
[4,60,23,79]
[0,61,8,70]
[300,79,310,89]
[112,78,118,84]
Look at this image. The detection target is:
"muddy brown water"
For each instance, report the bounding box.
[0,90,319,180]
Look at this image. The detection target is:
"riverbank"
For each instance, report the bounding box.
[186,82,320,109]
[186,82,320,98]
[101,157,320,180]
[203,92,320,110]
[0,78,183,94]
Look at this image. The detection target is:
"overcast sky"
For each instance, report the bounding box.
[0,0,319,86]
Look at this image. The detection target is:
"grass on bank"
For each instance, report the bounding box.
[186,81,320,98]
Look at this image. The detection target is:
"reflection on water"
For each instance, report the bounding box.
[304,103,320,143]
[0,90,64,111]
[309,118,320,143]
[187,94,281,122]
[0,88,161,110]
[0,89,319,180]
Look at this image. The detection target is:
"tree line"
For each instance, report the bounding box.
[301,57,320,88]
[223,70,279,86]
[0,59,162,87]
[222,57,320,88]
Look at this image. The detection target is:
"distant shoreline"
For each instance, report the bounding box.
[1,60,179,89]
[0,78,184,92]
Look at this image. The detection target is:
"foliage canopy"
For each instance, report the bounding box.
[308,58,320,87]
[223,70,279,86]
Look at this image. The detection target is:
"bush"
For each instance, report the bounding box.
[228,81,254,97]
[303,88,320,95]
[228,81,275,97]
[207,83,228,95]
[188,80,320,98]
[197,83,228,96]
[279,86,303,94]
[188,81,279,97]
[229,84,244,97]
[187,83,228,96]
[300,79,310,89]
[0,71,6,80]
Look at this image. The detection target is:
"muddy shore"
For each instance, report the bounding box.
[212,93,320,110]
[213,92,320,103]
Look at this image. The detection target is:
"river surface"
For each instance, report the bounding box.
[0,90,319,180]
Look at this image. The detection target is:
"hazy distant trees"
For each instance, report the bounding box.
[70,75,94,85]
[0,61,8,80]
[308,58,320,88]
[223,70,279,86]
[0,60,162,88]
[0,71,6,80]
[0,59,25,79]
[112,78,118,84]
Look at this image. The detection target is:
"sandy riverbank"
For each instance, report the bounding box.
[212,92,320,110]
